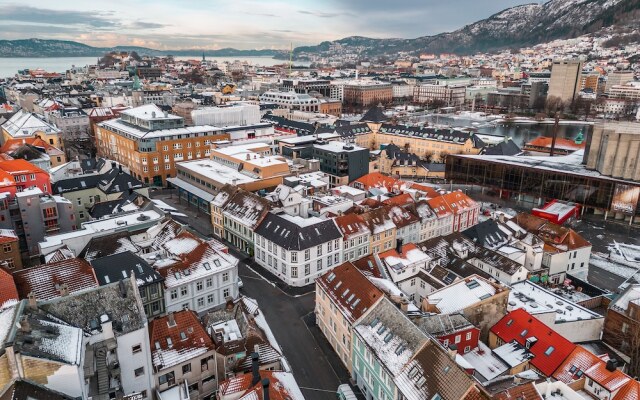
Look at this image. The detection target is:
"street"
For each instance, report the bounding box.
[150,190,351,400]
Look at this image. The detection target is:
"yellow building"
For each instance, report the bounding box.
[1,109,63,150]
[95,104,230,186]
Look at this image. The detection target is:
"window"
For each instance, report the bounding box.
[207,294,214,304]
[182,364,191,374]
[223,288,230,298]
[30,174,35,181]
[455,335,461,344]
[3,244,11,253]
[206,278,212,287]
[135,367,144,377]
[464,346,471,353]
[317,259,322,271]
[132,344,142,354]
[159,371,175,386]
[305,264,310,275]
[196,281,203,291]
[180,287,188,297]
[291,252,297,262]
[305,249,310,261]
[291,266,298,278]
[466,332,472,341]
[197,297,204,308]
[317,245,322,256]
[222,272,229,282]
[545,346,555,356]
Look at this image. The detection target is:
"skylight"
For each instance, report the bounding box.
[370,318,379,328]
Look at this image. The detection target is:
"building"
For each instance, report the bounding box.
[48,107,90,139]
[38,277,155,399]
[254,212,343,287]
[584,122,640,182]
[489,308,576,377]
[414,84,467,106]
[218,368,304,400]
[605,71,635,93]
[315,262,383,372]
[259,90,320,112]
[191,103,261,127]
[342,81,393,107]
[508,280,604,342]
[548,59,583,104]
[1,110,63,149]
[313,141,369,187]
[149,310,218,399]
[90,251,165,319]
[334,214,371,262]
[95,104,230,186]
[415,313,479,355]
[170,143,290,209]
[52,162,146,223]
[0,187,76,256]
[0,230,22,271]
[602,284,640,361]
[0,158,51,201]
[221,189,270,255]
[0,137,66,168]
[13,258,99,301]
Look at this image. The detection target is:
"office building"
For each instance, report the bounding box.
[548,59,583,104]
[313,141,369,187]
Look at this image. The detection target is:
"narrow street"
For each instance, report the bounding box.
[150,190,351,400]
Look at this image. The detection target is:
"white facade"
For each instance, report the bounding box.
[259,90,320,112]
[544,245,591,284]
[191,104,261,127]
[342,230,370,262]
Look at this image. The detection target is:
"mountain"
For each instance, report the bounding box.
[0,39,283,58]
[293,0,640,58]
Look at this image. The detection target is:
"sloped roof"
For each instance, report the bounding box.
[0,379,76,400]
[254,212,341,251]
[494,382,542,400]
[0,267,18,308]
[415,313,475,337]
[0,158,48,175]
[584,361,630,392]
[360,104,388,123]
[553,345,609,384]
[13,258,99,301]
[223,190,271,229]
[614,380,640,400]
[218,370,305,400]
[316,262,383,323]
[490,308,576,377]
[90,251,162,287]
[149,309,214,370]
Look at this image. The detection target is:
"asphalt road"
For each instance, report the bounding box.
[150,190,351,400]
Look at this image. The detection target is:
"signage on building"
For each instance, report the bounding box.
[611,183,640,215]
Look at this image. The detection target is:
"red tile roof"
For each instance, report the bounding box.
[351,172,401,192]
[490,308,576,377]
[333,213,369,238]
[553,345,605,384]
[494,382,543,400]
[13,258,99,301]
[440,191,478,214]
[218,370,303,400]
[0,137,63,155]
[404,182,440,199]
[584,361,630,392]
[0,230,18,245]
[0,267,18,307]
[148,309,214,370]
[386,205,420,228]
[383,193,415,207]
[316,262,383,323]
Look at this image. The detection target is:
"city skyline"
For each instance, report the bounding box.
[0,0,534,50]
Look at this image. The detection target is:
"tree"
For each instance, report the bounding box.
[545,95,565,116]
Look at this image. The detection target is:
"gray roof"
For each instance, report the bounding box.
[254,212,342,251]
[38,278,146,337]
[415,313,474,337]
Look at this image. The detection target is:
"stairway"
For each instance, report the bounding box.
[95,347,109,395]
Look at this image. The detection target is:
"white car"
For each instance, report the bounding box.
[237,277,243,289]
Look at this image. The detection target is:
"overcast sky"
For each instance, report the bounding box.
[0,1,535,49]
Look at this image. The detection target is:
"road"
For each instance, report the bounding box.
[150,190,351,400]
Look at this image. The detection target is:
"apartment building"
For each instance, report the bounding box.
[413,84,467,105]
[95,104,230,186]
[315,262,383,372]
[1,109,62,149]
[254,212,343,286]
[342,81,393,107]
[548,59,582,104]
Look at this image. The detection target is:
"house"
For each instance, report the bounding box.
[489,308,576,377]
[583,360,630,400]
[334,213,370,262]
[0,159,51,201]
[1,109,62,149]
[52,162,146,223]
[149,310,218,399]
[508,280,604,342]
[360,206,396,254]
[602,284,640,363]
[424,275,509,340]
[0,379,77,400]
[0,137,66,170]
[254,212,343,287]
[217,368,304,400]
[90,251,165,319]
[38,277,155,399]
[414,313,479,355]
[350,172,403,193]
[221,189,270,255]
[553,345,609,385]
[210,184,238,239]
[512,213,591,283]
[386,205,421,244]
[0,230,22,271]
[0,301,85,398]
[427,191,479,234]
[315,262,384,372]
[13,258,99,301]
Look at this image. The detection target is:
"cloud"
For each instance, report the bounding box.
[298,10,350,18]
[245,12,279,17]
[127,21,168,29]
[0,4,116,28]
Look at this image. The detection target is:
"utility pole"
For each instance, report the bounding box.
[550,109,560,157]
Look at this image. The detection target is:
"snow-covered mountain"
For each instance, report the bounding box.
[294,0,639,57]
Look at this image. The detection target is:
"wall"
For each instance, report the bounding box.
[117,328,154,398]
[462,288,510,342]
[315,284,355,372]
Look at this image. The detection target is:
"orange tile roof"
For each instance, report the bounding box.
[553,345,604,384]
[525,136,585,150]
[494,382,543,400]
[148,309,214,370]
[316,262,383,322]
[0,267,18,307]
[13,258,99,301]
[584,361,630,392]
[0,159,48,175]
[614,380,640,400]
[218,370,303,400]
[426,196,453,218]
[404,182,440,198]
[0,137,63,155]
[333,213,369,238]
[383,193,415,207]
[351,172,401,191]
[0,231,18,245]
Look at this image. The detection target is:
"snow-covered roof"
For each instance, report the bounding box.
[426,275,500,314]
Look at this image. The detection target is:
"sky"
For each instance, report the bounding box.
[0,0,535,50]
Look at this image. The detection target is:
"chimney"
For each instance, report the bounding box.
[251,352,261,386]
[167,311,176,327]
[58,283,69,297]
[20,316,31,333]
[27,292,37,309]
[118,164,123,174]
[447,343,458,359]
[225,298,234,310]
[261,378,270,400]
[606,359,618,372]
[396,238,403,254]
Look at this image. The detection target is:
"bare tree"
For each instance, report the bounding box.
[545,96,565,117]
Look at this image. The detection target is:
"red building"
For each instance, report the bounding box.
[0,159,51,201]
[489,308,576,377]
[416,313,480,355]
[531,200,580,225]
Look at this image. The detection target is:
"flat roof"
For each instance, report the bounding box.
[508,281,601,322]
[177,159,257,185]
[101,118,223,139]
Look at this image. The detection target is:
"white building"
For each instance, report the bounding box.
[259,90,321,112]
[254,212,343,286]
[191,103,261,127]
